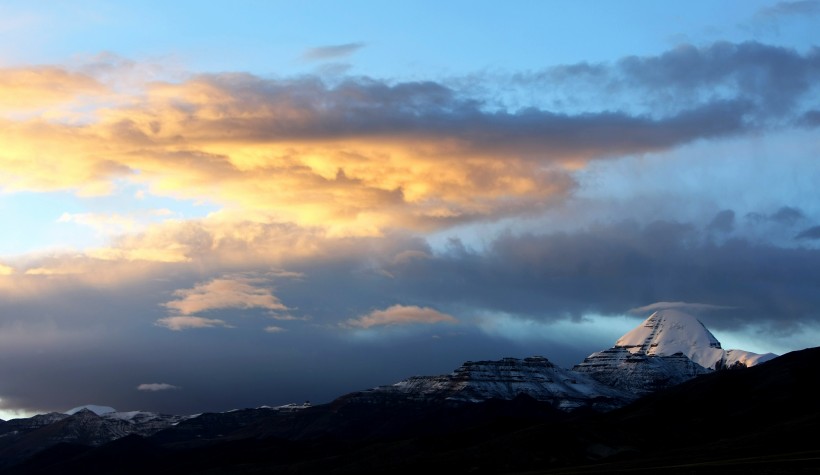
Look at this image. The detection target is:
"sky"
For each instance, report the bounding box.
[1,0,819,419]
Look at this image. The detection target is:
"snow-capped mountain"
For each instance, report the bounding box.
[574,309,777,394]
[614,309,726,368]
[613,309,776,369]
[0,308,781,469]
[364,356,635,411]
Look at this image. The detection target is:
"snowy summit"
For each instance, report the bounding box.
[615,309,776,369]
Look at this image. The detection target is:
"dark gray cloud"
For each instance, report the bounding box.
[523,41,820,121]
[157,73,753,164]
[755,1,820,19]
[746,206,806,225]
[302,42,366,61]
[373,221,820,333]
[795,225,820,240]
[799,110,820,127]
[618,42,819,114]
[770,206,806,224]
[112,41,817,179]
[746,1,820,39]
[708,209,736,233]
[221,218,820,335]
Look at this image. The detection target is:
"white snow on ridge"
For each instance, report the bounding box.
[724,349,777,367]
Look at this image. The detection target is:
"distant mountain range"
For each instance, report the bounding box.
[1,309,804,475]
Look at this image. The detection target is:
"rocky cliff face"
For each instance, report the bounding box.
[573,347,712,395]
[368,356,635,411]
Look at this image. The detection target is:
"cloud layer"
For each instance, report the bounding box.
[3,41,816,240]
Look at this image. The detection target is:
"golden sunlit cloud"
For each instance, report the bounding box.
[0,66,581,245]
[1,61,751,277]
[154,274,295,332]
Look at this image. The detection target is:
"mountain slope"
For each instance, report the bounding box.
[9,347,817,475]
[0,309,787,473]
[563,346,820,473]
[367,356,634,411]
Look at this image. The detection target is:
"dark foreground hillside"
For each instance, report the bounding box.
[5,347,820,475]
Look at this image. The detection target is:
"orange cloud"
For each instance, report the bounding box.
[163,274,288,316]
[0,66,104,112]
[345,304,458,328]
[0,67,580,238]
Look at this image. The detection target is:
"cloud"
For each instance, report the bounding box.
[163,274,288,316]
[137,383,179,392]
[529,41,820,119]
[755,1,820,19]
[302,42,365,61]
[745,1,820,37]
[0,66,105,112]
[0,264,13,275]
[345,304,458,328]
[154,315,232,331]
[375,220,820,332]
[263,325,286,333]
[628,301,736,315]
[57,212,140,235]
[707,209,735,233]
[770,206,805,224]
[795,225,820,240]
[7,41,815,237]
[800,110,820,127]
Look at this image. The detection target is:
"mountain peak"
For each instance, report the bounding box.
[613,308,778,369]
[616,309,725,369]
[65,404,117,416]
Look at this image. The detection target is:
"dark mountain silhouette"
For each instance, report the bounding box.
[2,346,817,474]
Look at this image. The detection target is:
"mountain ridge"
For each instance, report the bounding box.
[4,346,816,475]
[0,309,786,473]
